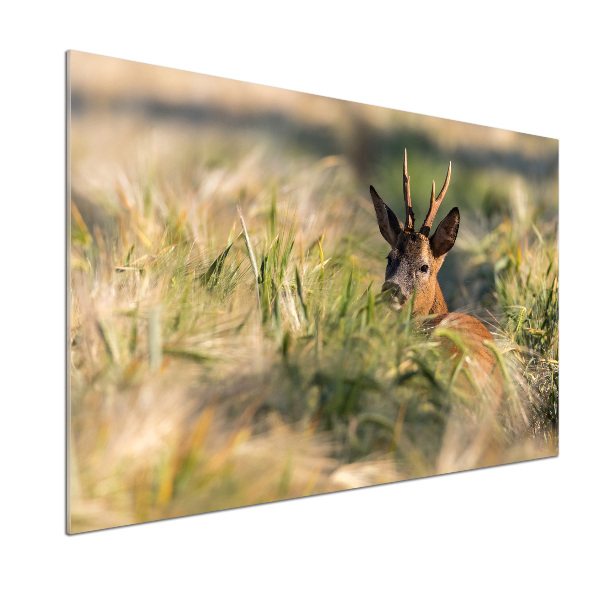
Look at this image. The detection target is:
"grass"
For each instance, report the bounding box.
[69,109,558,534]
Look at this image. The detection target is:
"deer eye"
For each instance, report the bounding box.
[419,264,429,273]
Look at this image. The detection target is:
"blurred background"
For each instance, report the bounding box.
[69,51,558,533]
[71,52,558,309]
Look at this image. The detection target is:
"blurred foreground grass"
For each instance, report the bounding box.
[69,103,557,534]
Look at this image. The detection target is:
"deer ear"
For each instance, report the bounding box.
[430,207,460,258]
[369,185,403,247]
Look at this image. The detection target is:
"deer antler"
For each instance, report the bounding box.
[420,161,451,236]
[403,149,415,230]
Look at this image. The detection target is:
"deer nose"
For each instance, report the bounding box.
[382,281,406,308]
[382,281,399,295]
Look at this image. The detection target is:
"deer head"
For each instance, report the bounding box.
[370,149,460,315]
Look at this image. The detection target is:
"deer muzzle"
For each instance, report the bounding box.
[381,281,406,311]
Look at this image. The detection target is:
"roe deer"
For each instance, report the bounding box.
[369,149,501,397]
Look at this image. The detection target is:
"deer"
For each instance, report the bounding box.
[369,149,502,401]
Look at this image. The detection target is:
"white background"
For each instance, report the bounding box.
[2,1,598,598]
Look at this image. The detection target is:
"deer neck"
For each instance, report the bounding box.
[429,280,448,315]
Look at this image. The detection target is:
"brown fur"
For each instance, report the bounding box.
[429,281,448,314]
[424,312,500,398]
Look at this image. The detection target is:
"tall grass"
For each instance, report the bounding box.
[70,119,558,533]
